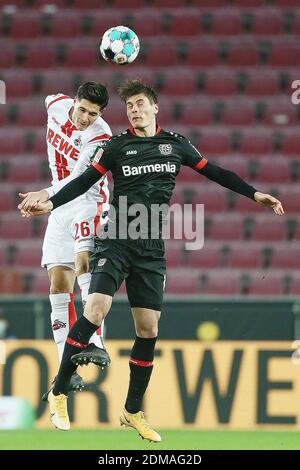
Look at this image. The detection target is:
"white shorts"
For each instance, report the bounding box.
[41,196,108,268]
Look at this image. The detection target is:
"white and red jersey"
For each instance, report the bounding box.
[45,93,111,205]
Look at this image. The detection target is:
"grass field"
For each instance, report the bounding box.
[1,429,300,450]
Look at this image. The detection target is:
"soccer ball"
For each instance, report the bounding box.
[100,26,140,65]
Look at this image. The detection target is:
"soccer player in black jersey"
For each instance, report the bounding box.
[18,80,284,440]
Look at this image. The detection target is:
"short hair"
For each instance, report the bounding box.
[118,79,158,104]
[76,81,109,110]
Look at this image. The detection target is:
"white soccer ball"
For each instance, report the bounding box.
[100,26,140,65]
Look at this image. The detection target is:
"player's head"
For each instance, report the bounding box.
[118,79,158,131]
[73,82,109,131]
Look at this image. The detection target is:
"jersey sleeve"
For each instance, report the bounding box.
[45,94,71,113]
[91,137,116,175]
[180,136,208,171]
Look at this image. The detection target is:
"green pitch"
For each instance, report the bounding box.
[1,429,300,450]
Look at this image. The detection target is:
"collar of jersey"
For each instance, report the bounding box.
[128,124,161,137]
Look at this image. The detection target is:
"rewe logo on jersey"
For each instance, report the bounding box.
[47,128,80,161]
[122,162,177,176]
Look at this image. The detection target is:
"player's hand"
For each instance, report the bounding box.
[18,189,49,213]
[254,192,285,215]
[19,200,53,218]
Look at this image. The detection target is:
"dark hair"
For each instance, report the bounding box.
[118,79,158,104]
[76,81,109,110]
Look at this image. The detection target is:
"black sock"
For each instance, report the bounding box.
[53,316,98,395]
[125,336,157,414]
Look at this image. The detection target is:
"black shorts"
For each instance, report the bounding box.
[89,238,166,311]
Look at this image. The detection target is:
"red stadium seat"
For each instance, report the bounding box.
[192,187,227,212]
[17,101,47,127]
[32,129,47,154]
[255,158,290,183]
[209,215,244,240]
[186,246,220,268]
[9,12,41,39]
[245,71,278,96]
[179,100,213,125]
[36,0,65,5]
[16,243,42,268]
[235,196,266,213]
[278,187,300,213]
[281,132,300,155]
[197,130,231,155]
[90,12,127,37]
[73,0,106,8]
[113,0,144,8]
[152,0,190,6]
[0,45,15,68]
[251,219,287,241]
[165,270,200,294]
[6,158,42,183]
[186,43,219,67]
[50,14,82,38]
[221,100,255,126]
[165,242,184,267]
[0,270,24,294]
[263,100,297,126]
[204,70,236,96]
[0,214,32,239]
[273,0,300,7]
[204,271,240,295]
[232,0,265,5]
[3,71,34,98]
[228,246,261,268]
[271,246,300,269]
[268,43,300,67]
[31,270,49,294]
[251,10,283,36]
[41,71,75,96]
[0,189,15,212]
[194,0,227,6]
[25,45,57,68]
[103,100,129,126]
[146,44,179,67]
[169,12,202,37]
[248,274,284,296]
[65,45,99,68]
[239,130,273,154]
[211,10,242,36]
[228,43,259,67]
[0,129,26,154]
[130,13,162,37]
[161,71,198,96]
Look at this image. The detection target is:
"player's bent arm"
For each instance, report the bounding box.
[49,165,102,210]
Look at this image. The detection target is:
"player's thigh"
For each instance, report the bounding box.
[131,307,161,338]
[48,265,76,293]
[126,263,165,312]
[42,212,75,267]
[75,250,91,276]
[89,239,130,297]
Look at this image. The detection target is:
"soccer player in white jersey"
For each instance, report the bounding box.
[19,82,112,394]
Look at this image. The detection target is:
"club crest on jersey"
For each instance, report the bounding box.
[159,144,172,155]
[74,136,82,148]
[97,258,107,267]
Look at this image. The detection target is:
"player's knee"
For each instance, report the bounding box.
[75,259,89,277]
[136,326,158,338]
[49,285,71,295]
[85,295,110,325]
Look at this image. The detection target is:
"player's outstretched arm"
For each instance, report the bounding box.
[18,165,101,217]
[198,161,285,216]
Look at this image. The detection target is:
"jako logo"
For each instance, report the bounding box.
[122,162,177,176]
[126,150,137,155]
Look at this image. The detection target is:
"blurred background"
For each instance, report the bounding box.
[1,0,300,438]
